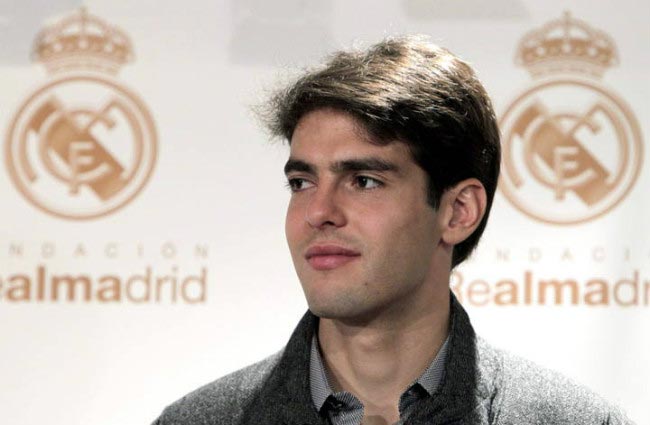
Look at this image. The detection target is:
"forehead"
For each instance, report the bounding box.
[289,108,412,164]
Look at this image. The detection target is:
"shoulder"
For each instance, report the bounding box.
[152,350,283,425]
[476,338,633,425]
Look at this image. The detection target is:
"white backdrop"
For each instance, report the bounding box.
[0,1,648,424]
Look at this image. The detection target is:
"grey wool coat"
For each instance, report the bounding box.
[153,295,632,425]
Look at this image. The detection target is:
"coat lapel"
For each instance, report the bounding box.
[408,294,493,425]
[239,312,329,425]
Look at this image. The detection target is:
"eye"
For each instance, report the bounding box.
[354,175,382,189]
[286,177,314,192]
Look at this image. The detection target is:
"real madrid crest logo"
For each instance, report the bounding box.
[4,8,157,220]
[499,11,643,225]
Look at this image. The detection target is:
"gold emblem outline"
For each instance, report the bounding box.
[498,77,643,225]
[5,73,158,220]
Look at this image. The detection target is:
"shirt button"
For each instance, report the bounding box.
[327,398,345,410]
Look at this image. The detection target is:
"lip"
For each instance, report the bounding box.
[305,244,361,271]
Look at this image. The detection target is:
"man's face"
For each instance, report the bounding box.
[284,108,445,321]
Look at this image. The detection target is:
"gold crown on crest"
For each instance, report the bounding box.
[32,7,134,75]
[516,11,618,78]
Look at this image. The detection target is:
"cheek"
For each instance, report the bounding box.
[355,212,410,265]
[285,199,305,250]
[362,203,438,261]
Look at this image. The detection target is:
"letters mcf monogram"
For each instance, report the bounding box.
[499,12,643,225]
[4,8,157,220]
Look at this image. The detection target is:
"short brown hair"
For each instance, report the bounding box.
[263,35,501,267]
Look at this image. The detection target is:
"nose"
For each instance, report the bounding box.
[305,184,346,229]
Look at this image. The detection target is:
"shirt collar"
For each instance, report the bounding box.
[309,331,450,413]
[310,335,333,412]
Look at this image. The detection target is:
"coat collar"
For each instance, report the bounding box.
[240,310,326,425]
[241,293,490,425]
[408,294,493,424]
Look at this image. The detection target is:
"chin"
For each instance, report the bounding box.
[304,298,341,319]
[306,298,350,319]
[306,297,380,324]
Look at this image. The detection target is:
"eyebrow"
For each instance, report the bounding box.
[284,157,399,176]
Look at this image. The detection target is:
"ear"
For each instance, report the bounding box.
[438,178,487,246]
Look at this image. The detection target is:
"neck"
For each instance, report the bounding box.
[318,287,450,423]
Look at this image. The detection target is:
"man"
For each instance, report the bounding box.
[154,36,630,425]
